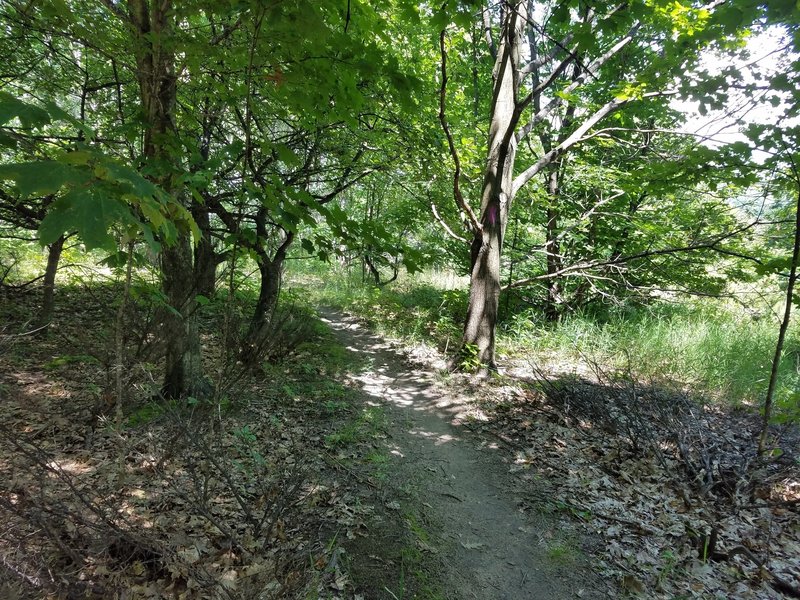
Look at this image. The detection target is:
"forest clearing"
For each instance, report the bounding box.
[1,0,800,598]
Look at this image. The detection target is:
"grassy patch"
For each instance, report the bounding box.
[505,301,800,411]
[545,540,580,566]
[388,511,443,600]
[304,272,467,352]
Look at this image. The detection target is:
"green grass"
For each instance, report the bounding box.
[509,302,800,411]
[324,405,386,448]
[546,541,580,565]
[303,270,467,351]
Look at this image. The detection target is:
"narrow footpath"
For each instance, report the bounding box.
[320,309,609,600]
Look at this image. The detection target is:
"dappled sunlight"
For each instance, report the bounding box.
[407,429,460,446]
[45,458,92,475]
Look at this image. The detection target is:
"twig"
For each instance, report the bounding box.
[440,492,463,502]
[384,586,400,600]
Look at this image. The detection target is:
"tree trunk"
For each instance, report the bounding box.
[364,254,381,286]
[160,236,207,398]
[241,233,294,366]
[36,234,64,327]
[462,3,525,369]
[240,259,281,366]
[760,168,800,454]
[129,0,206,398]
[544,166,563,321]
[192,204,217,298]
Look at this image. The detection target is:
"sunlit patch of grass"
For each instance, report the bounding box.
[301,269,468,353]
[365,450,390,481]
[324,406,386,448]
[503,301,800,410]
[298,267,799,417]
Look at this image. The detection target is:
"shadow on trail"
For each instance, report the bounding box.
[319,308,609,600]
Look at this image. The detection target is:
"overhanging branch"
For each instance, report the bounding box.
[512,90,676,195]
[503,219,765,290]
[431,202,469,244]
[439,30,482,235]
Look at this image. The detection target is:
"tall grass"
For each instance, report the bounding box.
[510,304,799,408]
[303,269,467,349]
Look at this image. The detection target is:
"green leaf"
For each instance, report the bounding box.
[39,188,136,250]
[0,92,51,129]
[0,161,85,197]
[57,150,94,166]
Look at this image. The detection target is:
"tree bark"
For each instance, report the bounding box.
[36,234,64,328]
[544,166,563,321]
[129,0,207,398]
[241,232,294,366]
[760,162,800,455]
[192,204,217,298]
[161,236,207,398]
[462,2,526,369]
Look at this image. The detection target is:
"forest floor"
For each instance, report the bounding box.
[322,308,800,600]
[0,283,798,599]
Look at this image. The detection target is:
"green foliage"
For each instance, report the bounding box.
[505,300,800,409]
[457,343,482,373]
[0,95,195,251]
[308,270,467,350]
[43,353,100,370]
[314,270,798,416]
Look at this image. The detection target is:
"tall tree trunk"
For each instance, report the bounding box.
[161,235,207,397]
[462,3,525,369]
[241,232,294,365]
[36,234,64,327]
[760,164,800,454]
[130,0,206,397]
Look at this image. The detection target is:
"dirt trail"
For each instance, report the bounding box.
[320,309,608,600]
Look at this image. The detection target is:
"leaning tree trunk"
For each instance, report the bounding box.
[462,3,526,369]
[36,234,65,328]
[130,0,206,398]
[544,166,563,322]
[241,233,294,366]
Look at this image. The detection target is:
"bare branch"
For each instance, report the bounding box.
[431,202,469,244]
[503,218,763,290]
[513,90,676,194]
[482,6,497,60]
[439,30,482,235]
[517,21,641,142]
